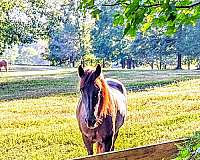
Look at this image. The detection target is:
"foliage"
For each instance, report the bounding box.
[14,40,48,65]
[80,0,200,37]
[175,132,200,160]
[48,23,79,65]
[175,21,200,69]
[0,45,19,64]
[129,30,175,68]
[0,0,66,54]
[48,0,94,66]
[91,6,123,60]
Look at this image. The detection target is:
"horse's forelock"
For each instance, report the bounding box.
[80,70,94,89]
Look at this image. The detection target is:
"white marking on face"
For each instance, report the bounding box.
[94,89,101,118]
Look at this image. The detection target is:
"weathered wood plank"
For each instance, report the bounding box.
[73,139,187,160]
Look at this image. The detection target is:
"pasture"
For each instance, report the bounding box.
[0,66,200,159]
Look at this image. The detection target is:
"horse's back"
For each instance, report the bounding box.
[106,78,126,96]
[0,60,7,65]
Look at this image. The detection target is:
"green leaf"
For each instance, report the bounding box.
[88,0,94,6]
[125,0,139,18]
[179,148,190,158]
[141,22,151,32]
[134,8,146,25]
[153,16,166,27]
[123,22,131,36]
[91,8,101,19]
[166,23,176,35]
[167,12,177,22]
[129,25,136,37]
[113,14,124,26]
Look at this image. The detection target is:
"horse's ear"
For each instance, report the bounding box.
[78,65,84,78]
[95,64,101,78]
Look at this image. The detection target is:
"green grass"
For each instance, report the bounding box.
[1,67,200,159]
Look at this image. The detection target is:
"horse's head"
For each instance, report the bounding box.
[78,64,105,129]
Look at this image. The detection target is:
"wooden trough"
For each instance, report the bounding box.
[73,139,187,160]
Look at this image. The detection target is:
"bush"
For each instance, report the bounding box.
[175,131,200,160]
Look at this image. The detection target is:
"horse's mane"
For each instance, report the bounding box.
[95,77,113,118]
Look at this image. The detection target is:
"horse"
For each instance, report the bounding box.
[0,60,8,72]
[76,64,127,155]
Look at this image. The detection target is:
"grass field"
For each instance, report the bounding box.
[0,66,200,159]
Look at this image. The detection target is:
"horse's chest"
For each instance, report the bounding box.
[80,121,113,143]
[83,129,108,143]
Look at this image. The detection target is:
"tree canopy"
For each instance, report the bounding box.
[80,0,200,37]
[0,0,66,54]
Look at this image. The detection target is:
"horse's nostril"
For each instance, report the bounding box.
[87,118,96,127]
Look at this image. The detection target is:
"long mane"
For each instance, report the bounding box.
[95,77,113,118]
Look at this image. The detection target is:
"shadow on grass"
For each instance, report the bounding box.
[1,76,199,101]
[0,78,79,101]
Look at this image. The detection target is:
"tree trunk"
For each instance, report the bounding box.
[197,63,200,70]
[127,58,132,69]
[132,60,135,69]
[90,59,93,66]
[176,53,182,69]
[156,63,160,70]
[81,59,85,67]
[102,58,105,68]
[72,61,75,67]
[121,59,125,69]
[135,60,139,67]
[159,61,162,70]
[150,62,154,70]
[187,59,190,70]
[159,54,162,70]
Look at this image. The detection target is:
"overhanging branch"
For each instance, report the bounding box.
[102,1,200,9]
[102,2,129,6]
[176,1,200,8]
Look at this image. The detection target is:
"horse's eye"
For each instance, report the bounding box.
[80,88,84,94]
[93,94,98,99]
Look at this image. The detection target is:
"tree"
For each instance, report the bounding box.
[0,0,66,54]
[48,0,94,66]
[48,27,78,66]
[80,0,200,37]
[175,21,200,69]
[129,30,175,69]
[48,2,79,66]
[91,6,130,68]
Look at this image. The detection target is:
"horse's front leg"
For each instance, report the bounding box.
[104,131,119,152]
[97,134,114,153]
[96,142,105,153]
[82,134,93,155]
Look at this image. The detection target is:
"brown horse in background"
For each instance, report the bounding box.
[0,60,8,72]
[76,64,127,155]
